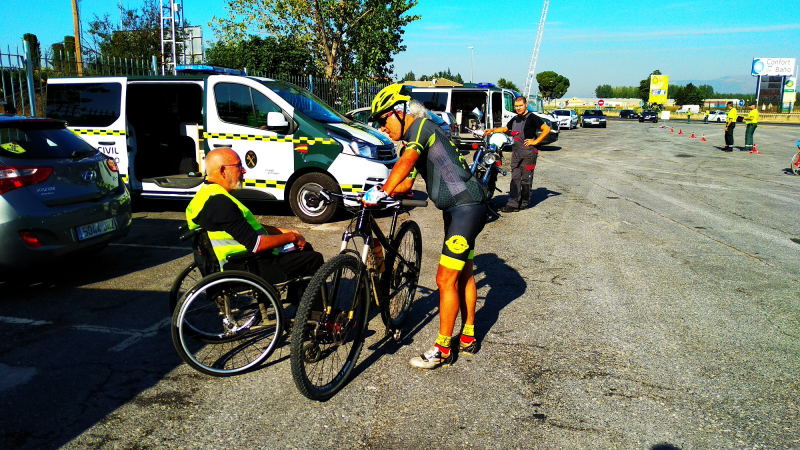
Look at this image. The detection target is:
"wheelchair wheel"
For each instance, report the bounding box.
[169,261,203,314]
[171,271,284,377]
[380,220,422,329]
[290,254,369,401]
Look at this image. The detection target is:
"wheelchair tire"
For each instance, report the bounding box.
[169,261,203,314]
[172,271,284,377]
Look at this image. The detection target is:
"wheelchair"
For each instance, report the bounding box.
[170,225,316,377]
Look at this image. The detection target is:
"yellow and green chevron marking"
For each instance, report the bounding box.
[243,180,287,189]
[339,184,363,193]
[70,129,126,136]
[203,132,334,145]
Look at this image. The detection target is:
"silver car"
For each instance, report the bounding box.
[0,115,132,269]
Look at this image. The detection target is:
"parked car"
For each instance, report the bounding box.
[551,109,579,129]
[706,111,727,123]
[344,106,452,139]
[639,110,659,123]
[0,114,132,270]
[620,109,640,119]
[581,110,607,128]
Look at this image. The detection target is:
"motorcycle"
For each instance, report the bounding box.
[464,108,511,201]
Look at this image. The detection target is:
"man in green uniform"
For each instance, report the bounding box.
[723,101,737,152]
[744,105,759,151]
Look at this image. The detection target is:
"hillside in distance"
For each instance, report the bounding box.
[671,74,758,95]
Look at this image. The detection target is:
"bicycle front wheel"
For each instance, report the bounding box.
[169,261,203,314]
[380,220,422,329]
[792,151,800,175]
[290,254,369,401]
[171,271,283,377]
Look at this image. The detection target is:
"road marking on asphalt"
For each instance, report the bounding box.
[110,243,189,250]
[2,315,172,352]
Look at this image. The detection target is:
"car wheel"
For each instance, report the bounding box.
[601,123,607,128]
[289,172,340,224]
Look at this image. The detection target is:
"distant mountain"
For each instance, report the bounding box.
[671,74,758,95]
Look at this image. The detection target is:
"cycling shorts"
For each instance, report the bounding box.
[439,204,487,271]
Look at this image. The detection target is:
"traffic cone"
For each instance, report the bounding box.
[670,127,674,133]
[678,129,684,135]
[690,132,696,139]
[700,134,707,141]
[749,144,761,154]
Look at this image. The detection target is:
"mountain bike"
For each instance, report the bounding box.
[290,190,426,401]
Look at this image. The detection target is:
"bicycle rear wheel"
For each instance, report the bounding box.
[380,220,422,329]
[290,254,369,401]
[792,151,800,175]
[169,261,203,314]
[171,271,283,377]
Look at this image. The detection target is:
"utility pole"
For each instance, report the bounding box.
[71,0,83,76]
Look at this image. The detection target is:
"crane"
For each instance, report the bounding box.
[523,0,549,99]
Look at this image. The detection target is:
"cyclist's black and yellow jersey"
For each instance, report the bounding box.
[402,118,485,210]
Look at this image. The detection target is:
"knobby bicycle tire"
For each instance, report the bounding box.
[169,261,203,314]
[290,254,369,401]
[171,271,284,377]
[380,220,422,330]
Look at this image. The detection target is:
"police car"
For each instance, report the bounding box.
[46,66,396,223]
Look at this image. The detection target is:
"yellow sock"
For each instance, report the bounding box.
[462,324,474,337]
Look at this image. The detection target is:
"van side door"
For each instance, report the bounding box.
[45,77,131,186]
[501,90,517,125]
[205,76,295,200]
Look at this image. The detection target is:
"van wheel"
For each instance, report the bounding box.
[289,173,340,224]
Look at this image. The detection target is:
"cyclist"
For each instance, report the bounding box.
[363,84,487,370]
[186,147,323,305]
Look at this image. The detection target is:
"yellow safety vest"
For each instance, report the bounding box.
[746,109,759,124]
[727,108,738,124]
[186,183,269,269]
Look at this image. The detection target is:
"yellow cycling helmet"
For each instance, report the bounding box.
[370,84,411,121]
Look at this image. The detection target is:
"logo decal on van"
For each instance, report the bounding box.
[245,151,257,169]
[295,144,308,154]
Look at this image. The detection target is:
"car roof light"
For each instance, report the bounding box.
[19,231,43,248]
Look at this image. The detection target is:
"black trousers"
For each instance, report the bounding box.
[724,122,735,147]
[507,147,534,208]
[230,243,324,304]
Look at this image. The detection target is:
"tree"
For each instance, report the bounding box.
[211,0,420,78]
[428,68,463,84]
[595,84,613,98]
[673,83,706,106]
[536,71,569,101]
[400,71,416,82]
[497,78,520,92]
[23,34,41,70]
[205,36,317,75]
[638,69,661,105]
[86,0,164,60]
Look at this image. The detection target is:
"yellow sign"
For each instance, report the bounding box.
[649,75,669,104]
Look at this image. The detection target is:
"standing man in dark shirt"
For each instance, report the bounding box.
[186,148,323,303]
[485,96,550,212]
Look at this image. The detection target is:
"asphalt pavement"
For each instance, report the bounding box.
[1,119,798,449]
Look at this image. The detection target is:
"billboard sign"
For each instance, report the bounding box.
[648,75,669,104]
[751,58,796,76]
[783,77,796,103]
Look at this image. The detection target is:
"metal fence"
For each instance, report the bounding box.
[1,41,391,117]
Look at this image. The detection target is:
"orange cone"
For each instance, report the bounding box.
[678,129,684,135]
[700,134,707,141]
[690,132,696,139]
[749,144,761,154]
[670,127,674,133]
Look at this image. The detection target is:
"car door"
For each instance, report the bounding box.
[501,91,517,126]
[45,78,131,186]
[205,76,296,200]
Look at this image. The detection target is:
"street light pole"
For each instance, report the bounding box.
[468,47,474,83]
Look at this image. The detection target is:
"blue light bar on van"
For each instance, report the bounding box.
[175,65,245,75]
[475,83,496,88]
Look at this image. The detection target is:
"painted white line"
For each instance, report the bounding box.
[0,316,53,326]
[109,243,189,250]
[3,315,172,352]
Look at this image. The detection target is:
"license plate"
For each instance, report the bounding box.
[77,218,117,241]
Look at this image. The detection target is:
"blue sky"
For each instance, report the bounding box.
[2,0,799,97]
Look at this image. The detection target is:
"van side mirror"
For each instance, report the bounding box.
[265,111,289,130]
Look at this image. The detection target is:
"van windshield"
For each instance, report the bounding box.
[260,80,345,123]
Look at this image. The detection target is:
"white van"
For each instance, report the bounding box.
[45,69,395,223]
[408,85,559,148]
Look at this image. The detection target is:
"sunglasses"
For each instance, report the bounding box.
[221,162,244,172]
[376,112,393,128]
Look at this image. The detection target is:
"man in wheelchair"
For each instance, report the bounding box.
[185,148,324,305]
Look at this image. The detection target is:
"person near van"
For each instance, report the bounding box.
[704,111,709,124]
[723,101,737,152]
[687,110,691,124]
[186,148,323,304]
[364,84,487,370]
[744,104,759,150]
[484,96,551,212]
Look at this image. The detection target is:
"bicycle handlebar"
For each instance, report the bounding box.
[318,189,428,209]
